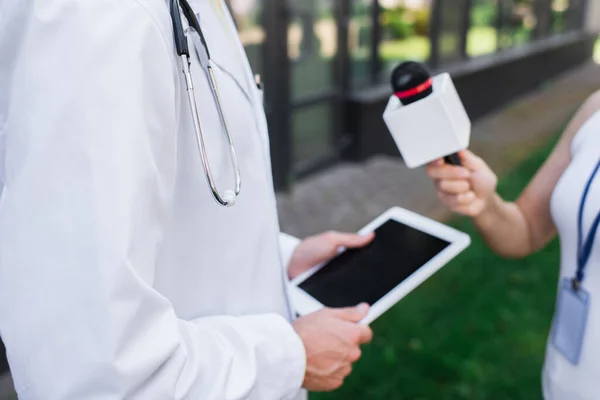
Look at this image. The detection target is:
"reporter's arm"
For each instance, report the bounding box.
[479,92,600,257]
[471,191,540,258]
[428,91,600,258]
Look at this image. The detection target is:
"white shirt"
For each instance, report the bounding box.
[545,110,600,399]
[0,0,307,398]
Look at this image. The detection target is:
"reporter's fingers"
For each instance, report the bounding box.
[459,150,488,172]
[426,164,471,180]
[437,190,476,207]
[436,179,471,194]
[454,201,485,217]
[427,158,445,167]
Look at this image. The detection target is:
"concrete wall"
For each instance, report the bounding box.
[585,0,600,33]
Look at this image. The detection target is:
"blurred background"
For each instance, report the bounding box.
[2,0,600,399]
[226,0,596,191]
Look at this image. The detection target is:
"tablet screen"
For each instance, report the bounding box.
[298,219,451,308]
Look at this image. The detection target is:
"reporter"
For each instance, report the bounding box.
[426,91,600,400]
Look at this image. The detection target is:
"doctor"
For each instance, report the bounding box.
[0,0,375,399]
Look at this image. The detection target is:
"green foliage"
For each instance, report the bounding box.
[316,5,334,20]
[413,8,431,36]
[381,5,430,40]
[311,133,563,400]
[471,2,498,27]
[552,10,567,33]
[381,6,415,40]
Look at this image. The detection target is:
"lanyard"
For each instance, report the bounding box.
[574,158,600,290]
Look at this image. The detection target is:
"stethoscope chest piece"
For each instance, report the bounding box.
[221,190,237,206]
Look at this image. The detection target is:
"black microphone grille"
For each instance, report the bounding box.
[391,61,431,92]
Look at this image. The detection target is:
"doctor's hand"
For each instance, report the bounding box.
[426,150,498,217]
[293,304,373,392]
[287,231,375,280]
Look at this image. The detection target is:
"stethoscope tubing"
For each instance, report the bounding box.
[170,0,242,207]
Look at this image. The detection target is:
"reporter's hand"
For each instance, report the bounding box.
[293,304,373,392]
[425,150,498,217]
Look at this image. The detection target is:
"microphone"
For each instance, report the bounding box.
[384,61,470,168]
[391,61,433,106]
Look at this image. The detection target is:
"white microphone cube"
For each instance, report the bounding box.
[382,72,471,169]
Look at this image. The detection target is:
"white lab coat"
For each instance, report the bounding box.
[0,0,308,399]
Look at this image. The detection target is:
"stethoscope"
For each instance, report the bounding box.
[169,0,241,207]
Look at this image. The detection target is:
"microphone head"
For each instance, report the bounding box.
[391,61,433,105]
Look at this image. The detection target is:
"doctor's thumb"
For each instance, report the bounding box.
[331,303,370,322]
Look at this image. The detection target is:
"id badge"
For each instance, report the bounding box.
[551,278,590,365]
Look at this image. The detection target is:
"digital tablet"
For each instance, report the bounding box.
[289,207,471,325]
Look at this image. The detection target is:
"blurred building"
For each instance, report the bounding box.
[227,0,599,190]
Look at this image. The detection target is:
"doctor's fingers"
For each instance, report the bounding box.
[335,318,374,346]
[346,347,362,363]
[329,303,370,323]
[357,325,373,345]
[332,364,353,382]
[322,231,375,249]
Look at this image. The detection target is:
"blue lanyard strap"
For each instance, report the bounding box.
[576,159,600,288]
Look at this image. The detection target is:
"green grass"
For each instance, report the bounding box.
[311,134,562,400]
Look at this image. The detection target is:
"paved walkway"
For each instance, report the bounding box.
[0,374,14,400]
[276,61,600,238]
